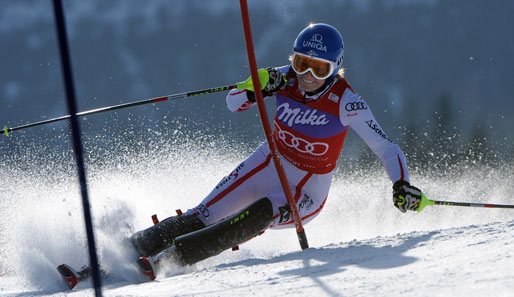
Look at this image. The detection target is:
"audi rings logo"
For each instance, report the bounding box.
[275,123,329,156]
[345,102,368,112]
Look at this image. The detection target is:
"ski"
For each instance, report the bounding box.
[58,256,161,290]
[57,264,92,290]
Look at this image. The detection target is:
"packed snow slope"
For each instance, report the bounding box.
[1,134,513,296]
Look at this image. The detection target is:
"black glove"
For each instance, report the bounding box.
[393,180,422,213]
[263,67,286,96]
[247,67,286,102]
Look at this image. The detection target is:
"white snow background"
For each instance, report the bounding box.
[1,132,513,297]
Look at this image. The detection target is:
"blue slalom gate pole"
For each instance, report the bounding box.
[51,0,102,295]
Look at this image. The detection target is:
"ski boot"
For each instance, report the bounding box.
[57,264,92,289]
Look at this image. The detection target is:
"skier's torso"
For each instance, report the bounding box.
[273,71,351,173]
[226,65,409,182]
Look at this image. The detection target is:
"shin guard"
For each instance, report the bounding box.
[172,197,273,266]
[130,214,205,257]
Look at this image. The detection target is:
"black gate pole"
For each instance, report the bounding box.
[51,0,102,295]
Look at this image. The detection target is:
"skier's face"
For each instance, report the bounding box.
[297,71,326,92]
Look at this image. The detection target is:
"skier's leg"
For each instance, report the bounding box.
[169,197,274,266]
[268,170,333,229]
[130,214,205,257]
[131,143,278,258]
[184,143,281,226]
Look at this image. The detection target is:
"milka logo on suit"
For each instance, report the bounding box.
[276,103,329,127]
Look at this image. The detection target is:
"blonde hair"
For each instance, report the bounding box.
[337,67,345,78]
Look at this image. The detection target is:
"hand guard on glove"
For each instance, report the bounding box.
[393,180,423,213]
[262,67,286,97]
[240,67,286,102]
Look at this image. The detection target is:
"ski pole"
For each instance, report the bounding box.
[2,84,238,136]
[418,193,514,212]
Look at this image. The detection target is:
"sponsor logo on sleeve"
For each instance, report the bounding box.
[345,102,368,111]
[365,119,393,142]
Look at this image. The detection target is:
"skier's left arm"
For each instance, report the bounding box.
[340,89,424,213]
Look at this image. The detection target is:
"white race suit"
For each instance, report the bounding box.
[185,66,409,230]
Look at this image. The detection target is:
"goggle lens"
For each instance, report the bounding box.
[292,53,334,80]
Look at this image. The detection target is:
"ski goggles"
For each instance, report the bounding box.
[291,52,337,80]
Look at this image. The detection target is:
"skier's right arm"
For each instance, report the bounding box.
[226,88,255,112]
[226,67,286,112]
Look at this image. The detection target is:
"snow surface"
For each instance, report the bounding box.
[1,0,512,295]
[1,134,514,296]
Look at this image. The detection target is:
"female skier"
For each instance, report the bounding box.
[130,23,424,272]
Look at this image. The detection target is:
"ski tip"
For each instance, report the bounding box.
[137,257,157,280]
[57,264,79,290]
